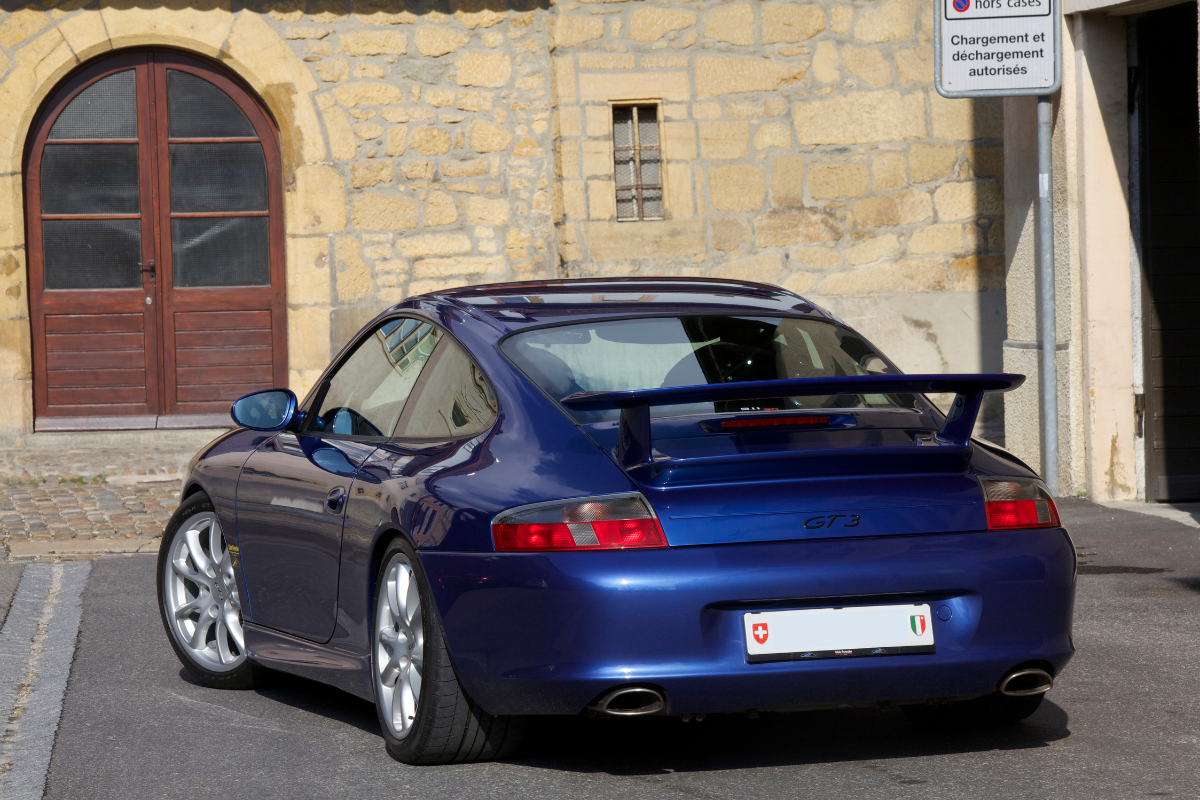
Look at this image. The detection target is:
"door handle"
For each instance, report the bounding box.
[139,260,156,282]
[326,486,346,513]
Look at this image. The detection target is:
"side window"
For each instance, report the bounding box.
[305,318,441,437]
[393,337,498,439]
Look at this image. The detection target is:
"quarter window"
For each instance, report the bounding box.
[394,338,498,439]
[612,104,663,222]
[305,318,441,437]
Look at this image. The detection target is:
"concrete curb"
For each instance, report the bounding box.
[7,538,160,562]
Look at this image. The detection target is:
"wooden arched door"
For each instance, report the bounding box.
[26,50,287,430]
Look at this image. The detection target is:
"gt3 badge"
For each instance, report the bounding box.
[910,614,927,636]
[752,622,769,644]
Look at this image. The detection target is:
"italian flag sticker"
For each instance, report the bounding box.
[910,614,927,636]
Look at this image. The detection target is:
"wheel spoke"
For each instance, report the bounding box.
[380,654,401,687]
[404,576,421,628]
[173,596,203,619]
[224,608,245,653]
[409,640,423,670]
[398,668,419,730]
[188,612,215,651]
[184,527,213,577]
[171,557,203,585]
[387,568,403,620]
[215,615,232,664]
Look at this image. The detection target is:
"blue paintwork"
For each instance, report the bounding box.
[177,278,1075,714]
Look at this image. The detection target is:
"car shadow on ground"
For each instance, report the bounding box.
[210,666,1071,773]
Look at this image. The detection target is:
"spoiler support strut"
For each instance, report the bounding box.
[561,374,1025,470]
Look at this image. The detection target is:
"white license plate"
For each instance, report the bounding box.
[744,604,936,663]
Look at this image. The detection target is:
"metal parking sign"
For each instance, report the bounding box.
[935,0,1062,97]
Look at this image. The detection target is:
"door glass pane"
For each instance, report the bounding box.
[43,219,141,289]
[305,320,443,438]
[394,339,498,439]
[48,70,137,140]
[41,144,139,215]
[169,143,267,213]
[167,70,256,138]
[171,217,269,287]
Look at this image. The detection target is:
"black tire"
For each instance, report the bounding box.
[372,537,526,764]
[157,491,263,690]
[902,691,1045,726]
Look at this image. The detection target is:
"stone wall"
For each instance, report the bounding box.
[0,0,1006,437]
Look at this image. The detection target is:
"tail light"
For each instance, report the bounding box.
[492,492,667,552]
[979,477,1060,530]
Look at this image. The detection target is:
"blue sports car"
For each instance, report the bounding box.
[157,278,1075,764]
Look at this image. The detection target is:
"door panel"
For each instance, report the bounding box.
[27,50,286,428]
[236,434,377,642]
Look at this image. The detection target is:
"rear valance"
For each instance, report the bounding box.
[561,374,1025,470]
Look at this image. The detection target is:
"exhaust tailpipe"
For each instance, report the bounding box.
[999,668,1053,697]
[590,686,666,717]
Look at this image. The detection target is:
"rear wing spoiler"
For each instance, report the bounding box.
[561,374,1025,470]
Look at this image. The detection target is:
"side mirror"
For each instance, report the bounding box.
[231,389,297,431]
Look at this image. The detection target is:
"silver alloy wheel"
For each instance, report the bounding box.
[162,511,246,672]
[375,555,425,739]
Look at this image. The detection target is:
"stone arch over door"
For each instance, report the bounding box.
[0,10,336,435]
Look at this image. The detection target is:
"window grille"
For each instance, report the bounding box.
[612,104,663,221]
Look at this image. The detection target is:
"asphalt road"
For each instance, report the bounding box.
[10,499,1200,799]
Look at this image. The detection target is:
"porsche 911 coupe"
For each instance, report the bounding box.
[157,278,1075,764]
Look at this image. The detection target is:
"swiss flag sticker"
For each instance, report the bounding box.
[752,622,769,645]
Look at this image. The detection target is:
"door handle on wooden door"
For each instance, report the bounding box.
[326,486,346,513]
[139,260,156,282]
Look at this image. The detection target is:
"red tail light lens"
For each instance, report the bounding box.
[980,477,1060,530]
[492,493,667,552]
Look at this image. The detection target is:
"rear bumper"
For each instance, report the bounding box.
[422,528,1076,716]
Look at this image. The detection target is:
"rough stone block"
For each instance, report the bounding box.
[761,3,826,44]
[662,121,697,160]
[696,56,806,98]
[853,0,917,42]
[832,5,854,34]
[951,256,1004,291]
[468,196,510,225]
[809,162,869,199]
[352,191,419,230]
[795,90,925,145]
[413,256,504,278]
[895,45,933,83]
[581,139,611,178]
[335,236,375,302]
[351,160,392,188]
[709,164,766,212]
[713,252,784,284]
[586,105,610,137]
[288,165,347,234]
[315,58,349,83]
[0,6,48,49]
[753,121,791,151]
[288,306,332,370]
[841,46,893,86]
[771,155,805,207]
[630,7,697,42]
[396,234,472,257]
[553,55,576,105]
[930,93,1003,140]
[704,4,755,46]
[934,181,1002,220]
[909,142,957,183]
[666,163,694,217]
[967,146,1004,177]
[869,151,907,190]
[578,53,636,69]
[333,81,405,106]
[699,121,750,159]
[410,126,451,155]
[457,91,493,112]
[845,233,899,265]
[561,180,587,219]
[553,14,604,48]
[339,30,407,55]
[812,40,840,83]
[711,218,751,251]
[755,208,842,246]
[468,118,513,152]
[782,271,820,294]
[579,72,690,103]
[789,246,842,269]
[908,223,964,254]
[456,51,512,87]
[385,125,408,156]
[353,121,384,140]
[582,219,706,261]
[853,188,932,228]
[588,179,615,220]
[424,191,458,226]
[819,259,947,294]
[442,158,488,178]
[415,26,468,57]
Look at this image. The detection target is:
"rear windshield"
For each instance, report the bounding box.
[502,315,922,422]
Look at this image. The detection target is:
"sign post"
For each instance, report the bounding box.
[935,0,1063,494]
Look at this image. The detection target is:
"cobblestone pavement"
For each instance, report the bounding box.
[1,430,226,561]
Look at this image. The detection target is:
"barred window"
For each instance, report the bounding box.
[612,104,663,221]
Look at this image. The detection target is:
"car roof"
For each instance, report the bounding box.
[398,277,831,331]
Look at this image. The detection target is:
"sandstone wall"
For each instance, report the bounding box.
[0,0,1006,437]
